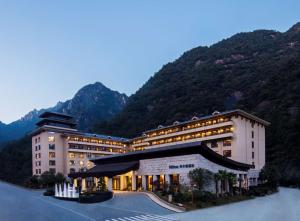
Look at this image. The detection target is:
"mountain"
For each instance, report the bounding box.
[0,82,128,144]
[94,23,300,185]
[58,82,128,130]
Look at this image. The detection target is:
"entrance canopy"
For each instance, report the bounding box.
[69,161,139,178]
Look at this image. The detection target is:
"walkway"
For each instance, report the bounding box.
[167,187,300,221]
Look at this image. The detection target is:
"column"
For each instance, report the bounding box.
[142,175,147,190]
[121,176,127,191]
[73,178,78,188]
[82,178,86,192]
[132,175,137,191]
[165,174,170,191]
[94,177,98,189]
[165,174,170,185]
[152,175,157,191]
[108,177,113,191]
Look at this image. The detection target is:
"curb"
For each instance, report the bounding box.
[141,191,186,213]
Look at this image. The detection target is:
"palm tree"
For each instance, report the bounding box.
[218,170,228,195]
[214,173,221,197]
[227,173,237,194]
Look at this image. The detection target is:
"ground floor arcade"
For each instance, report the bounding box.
[69,142,253,194]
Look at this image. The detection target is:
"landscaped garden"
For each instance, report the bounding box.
[152,166,279,210]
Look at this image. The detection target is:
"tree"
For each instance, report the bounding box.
[214,173,221,196]
[97,177,107,192]
[188,168,213,191]
[259,165,279,189]
[55,173,66,184]
[218,170,228,194]
[227,172,237,194]
[40,171,56,188]
[24,175,40,188]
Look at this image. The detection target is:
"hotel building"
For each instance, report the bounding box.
[31,109,269,191]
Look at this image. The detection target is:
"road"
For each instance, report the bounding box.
[1,181,300,221]
[167,187,300,221]
[0,181,174,221]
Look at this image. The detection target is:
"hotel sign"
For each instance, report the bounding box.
[169,164,195,169]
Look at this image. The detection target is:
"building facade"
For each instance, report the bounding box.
[31,110,269,188]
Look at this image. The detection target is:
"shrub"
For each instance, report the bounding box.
[96,177,108,192]
[43,188,55,196]
[24,175,40,188]
[198,191,217,203]
[173,191,191,203]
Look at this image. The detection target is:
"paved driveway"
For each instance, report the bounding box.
[0,181,174,221]
[167,187,300,221]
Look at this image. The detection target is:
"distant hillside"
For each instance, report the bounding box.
[95,23,300,184]
[0,82,128,144]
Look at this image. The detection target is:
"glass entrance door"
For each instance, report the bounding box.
[113,177,121,190]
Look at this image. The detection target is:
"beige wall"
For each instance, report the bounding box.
[32,131,65,175]
[231,116,265,169]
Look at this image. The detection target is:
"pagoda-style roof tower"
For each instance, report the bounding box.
[36,111,77,129]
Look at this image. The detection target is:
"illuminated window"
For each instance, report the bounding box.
[49,152,55,158]
[48,136,55,142]
[69,160,75,166]
[79,160,84,166]
[223,140,231,146]
[69,153,75,158]
[223,150,232,157]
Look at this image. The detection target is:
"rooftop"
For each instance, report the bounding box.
[142,109,270,135]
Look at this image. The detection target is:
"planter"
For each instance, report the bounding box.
[79,191,113,204]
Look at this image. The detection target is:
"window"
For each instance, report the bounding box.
[252,141,254,148]
[223,150,232,157]
[69,160,75,166]
[49,152,55,158]
[35,138,37,144]
[36,169,38,174]
[70,168,76,174]
[251,123,254,128]
[35,146,38,151]
[38,169,41,174]
[252,152,255,159]
[38,161,41,166]
[87,153,92,158]
[49,168,56,174]
[48,136,55,142]
[251,131,254,138]
[79,160,84,166]
[38,145,41,150]
[49,160,56,166]
[49,144,55,150]
[223,139,231,146]
[211,141,218,148]
[69,153,75,158]
[38,137,40,142]
[38,153,41,158]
